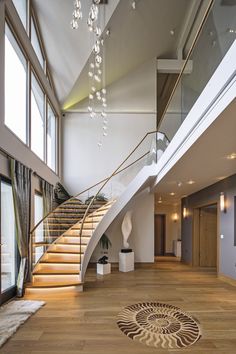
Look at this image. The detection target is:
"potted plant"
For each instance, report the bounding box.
[97,234,112,275]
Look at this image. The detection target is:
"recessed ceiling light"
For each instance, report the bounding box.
[187,180,195,185]
[170,192,175,196]
[227,153,236,160]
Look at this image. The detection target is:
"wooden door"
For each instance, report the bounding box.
[199,205,217,267]
[154,215,165,256]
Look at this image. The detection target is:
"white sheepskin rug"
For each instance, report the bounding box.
[0,300,45,347]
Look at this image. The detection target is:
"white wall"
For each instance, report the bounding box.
[62,58,157,195]
[154,198,181,254]
[91,188,154,263]
[62,112,156,195]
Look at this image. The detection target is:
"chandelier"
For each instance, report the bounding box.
[71,0,109,148]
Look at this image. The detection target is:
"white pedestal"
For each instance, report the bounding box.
[173,240,181,257]
[119,252,134,272]
[97,262,111,275]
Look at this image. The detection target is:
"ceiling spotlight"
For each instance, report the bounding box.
[132,1,136,9]
[187,180,195,185]
[228,28,236,34]
[170,192,175,196]
[157,197,162,204]
[227,152,236,160]
[177,182,182,187]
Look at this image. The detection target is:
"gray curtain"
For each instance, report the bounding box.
[10,158,31,297]
[41,179,53,216]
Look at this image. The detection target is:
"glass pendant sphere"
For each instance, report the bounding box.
[103,125,108,130]
[101,111,107,118]
[89,94,94,100]
[94,75,101,82]
[98,69,102,75]
[102,97,106,103]
[103,131,108,137]
[98,141,102,147]
[91,86,96,92]
[95,27,102,37]
[102,88,107,94]
[88,71,93,78]
[90,63,95,69]
[95,55,102,65]
[71,19,78,30]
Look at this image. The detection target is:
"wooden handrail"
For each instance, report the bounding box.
[30,148,153,234]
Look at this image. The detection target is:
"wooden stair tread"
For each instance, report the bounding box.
[27,281,82,288]
[40,260,81,264]
[33,271,80,275]
[47,250,82,254]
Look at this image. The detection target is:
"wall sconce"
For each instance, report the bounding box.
[183,207,187,219]
[173,213,178,223]
[220,192,226,213]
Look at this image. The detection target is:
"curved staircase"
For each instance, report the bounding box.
[27,130,169,295]
[26,200,114,294]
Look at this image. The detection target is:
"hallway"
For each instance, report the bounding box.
[1,262,236,353]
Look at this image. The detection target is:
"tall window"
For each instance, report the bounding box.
[31,74,45,160]
[4,24,27,143]
[0,180,16,293]
[12,0,27,29]
[31,16,44,68]
[47,103,57,171]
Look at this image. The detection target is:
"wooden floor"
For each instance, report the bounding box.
[1,261,236,353]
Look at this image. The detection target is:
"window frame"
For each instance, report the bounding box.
[46,99,58,173]
[4,11,59,176]
[4,20,29,146]
[0,175,18,305]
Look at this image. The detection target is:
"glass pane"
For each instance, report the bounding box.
[31,73,45,160]
[5,24,27,143]
[1,181,16,293]
[35,246,44,263]
[47,104,57,171]
[34,194,44,243]
[31,17,44,68]
[12,0,27,29]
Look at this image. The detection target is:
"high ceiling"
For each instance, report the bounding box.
[154,98,236,205]
[32,0,195,109]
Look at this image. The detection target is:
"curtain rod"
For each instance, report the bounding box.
[0,146,54,186]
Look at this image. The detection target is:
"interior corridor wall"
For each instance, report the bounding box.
[182,173,236,280]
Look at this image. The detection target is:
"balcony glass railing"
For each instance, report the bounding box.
[159,0,236,139]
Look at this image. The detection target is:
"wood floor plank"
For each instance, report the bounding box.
[1,261,236,353]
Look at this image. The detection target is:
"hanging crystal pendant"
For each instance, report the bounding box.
[94,27,102,37]
[98,141,102,147]
[102,88,107,94]
[90,63,95,69]
[88,71,93,77]
[95,55,102,65]
[91,86,96,92]
[103,131,108,137]
[101,111,107,118]
[88,106,93,112]
[71,19,78,29]
[89,93,94,100]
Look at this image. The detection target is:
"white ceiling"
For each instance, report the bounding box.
[32,0,119,104]
[32,0,195,109]
[154,98,236,205]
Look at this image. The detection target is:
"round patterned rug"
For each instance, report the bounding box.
[117,302,201,349]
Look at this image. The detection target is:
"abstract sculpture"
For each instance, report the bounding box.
[121,210,133,253]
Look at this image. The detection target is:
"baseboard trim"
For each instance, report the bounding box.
[218,273,236,286]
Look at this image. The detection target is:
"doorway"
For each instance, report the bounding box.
[193,204,218,268]
[154,214,166,256]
